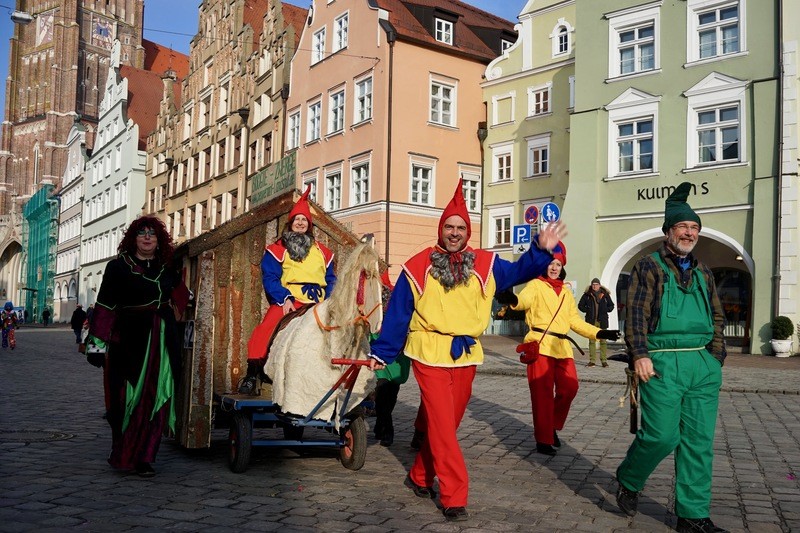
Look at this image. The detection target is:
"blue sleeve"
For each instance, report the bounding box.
[325,261,337,296]
[369,273,414,365]
[261,252,292,305]
[492,236,558,292]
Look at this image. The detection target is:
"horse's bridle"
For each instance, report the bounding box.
[313,269,381,332]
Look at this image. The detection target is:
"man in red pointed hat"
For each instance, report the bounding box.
[239,185,337,395]
[368,179,566,522]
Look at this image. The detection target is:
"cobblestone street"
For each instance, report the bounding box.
[1,328,798,532]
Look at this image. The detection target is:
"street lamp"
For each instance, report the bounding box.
[11,11,34,25]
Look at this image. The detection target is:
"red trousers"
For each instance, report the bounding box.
[526,355,579,445]
[246,301,303,361]
[409,361,476,508]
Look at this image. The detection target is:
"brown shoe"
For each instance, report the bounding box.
[602,362,609,367]
[587,362,596,367]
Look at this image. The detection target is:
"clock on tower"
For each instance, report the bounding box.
[92,17,113,50]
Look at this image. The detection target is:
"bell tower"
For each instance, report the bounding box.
[0,0,145,215]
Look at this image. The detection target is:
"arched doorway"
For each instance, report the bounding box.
[601,227,753,349]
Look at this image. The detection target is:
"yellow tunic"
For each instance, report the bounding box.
[404,273,495,367]
[513,279,600,359]
[281,246,329,303]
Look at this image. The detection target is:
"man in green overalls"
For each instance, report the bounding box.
[615,182,728,533]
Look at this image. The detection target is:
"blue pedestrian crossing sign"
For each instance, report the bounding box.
[541,202,561,223]
[512,224,532,254]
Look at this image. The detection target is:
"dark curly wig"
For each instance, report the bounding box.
[118,215,174,265]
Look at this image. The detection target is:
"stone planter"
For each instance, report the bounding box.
[770,339,793,357]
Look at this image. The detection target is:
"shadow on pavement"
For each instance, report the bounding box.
[466,393,672,524]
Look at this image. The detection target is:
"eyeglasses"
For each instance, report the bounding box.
[671,223,701,233]
[137,229,157,237]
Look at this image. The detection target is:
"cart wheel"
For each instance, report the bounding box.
[282,424,304,441]
[228,412,252,473]
[340,415,367,471]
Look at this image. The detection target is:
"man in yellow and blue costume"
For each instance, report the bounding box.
[239,185,336,395]
[368,179,565,522]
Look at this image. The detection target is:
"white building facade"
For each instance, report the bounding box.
[80,41,147,306]
[54,120,88,322]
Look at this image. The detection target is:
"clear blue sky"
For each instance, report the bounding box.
[0,0,525,121]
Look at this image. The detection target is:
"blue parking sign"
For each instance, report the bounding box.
[512,224,531,245]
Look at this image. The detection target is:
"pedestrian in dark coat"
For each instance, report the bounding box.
[70,305,88,343]
[85,215,190,477]
[578,278,615,366]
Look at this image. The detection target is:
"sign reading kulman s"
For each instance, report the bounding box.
[248,151,297,207]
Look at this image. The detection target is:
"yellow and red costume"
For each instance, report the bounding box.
[513,272,600,447]
[370,179,558,510]
[246,187,336,363]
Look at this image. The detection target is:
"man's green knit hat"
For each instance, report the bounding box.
[662,182,701,234]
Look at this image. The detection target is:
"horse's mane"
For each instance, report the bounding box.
[325,242,381,350]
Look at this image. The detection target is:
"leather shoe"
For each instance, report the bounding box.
[602,362,609,367]
[552,431,561,448]
[616,483,638,516]
[536,442,557,456]
[405,475,435,499]
[676,517,728,533]
[587,362,596,367]
[442,506,469,522]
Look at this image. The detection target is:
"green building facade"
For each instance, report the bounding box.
[481,0,576,259]
[565,0,778,353]
[483,0,782,353]
[22,185,58,322]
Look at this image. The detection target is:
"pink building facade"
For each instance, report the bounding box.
[287,0,515,277]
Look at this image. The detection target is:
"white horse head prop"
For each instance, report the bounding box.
[265,241,383,420]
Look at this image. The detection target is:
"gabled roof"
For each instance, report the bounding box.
[282,2,308,49]
[142,39,190,80]
[244,0,270,48]
[119,65,168,149]
[244,0,308,50]
[378,0,516,61]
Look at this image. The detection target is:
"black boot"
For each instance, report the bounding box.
[380,425,394,447]
[410,429,426,450]
[238,361,263,395]
[375,380,399,446]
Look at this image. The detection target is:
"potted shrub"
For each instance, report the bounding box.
[770,316,794,357]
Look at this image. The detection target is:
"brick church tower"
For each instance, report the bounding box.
[0,0,145,215]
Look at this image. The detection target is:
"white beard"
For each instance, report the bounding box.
[429,249,475,292]
[283,231,312,262]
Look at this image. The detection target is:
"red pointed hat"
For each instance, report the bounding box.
[288,184,313,225]
[437,178,471,247]
[551,240,567,266]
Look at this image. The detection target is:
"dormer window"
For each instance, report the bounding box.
[435,18,453,45]
[501,39,513,53]
[550,18,575,58]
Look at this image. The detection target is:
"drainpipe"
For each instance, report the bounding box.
[381,21,397,266]
[477,120,488,248]
[773,0,784,320]
[280,84,290,157]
